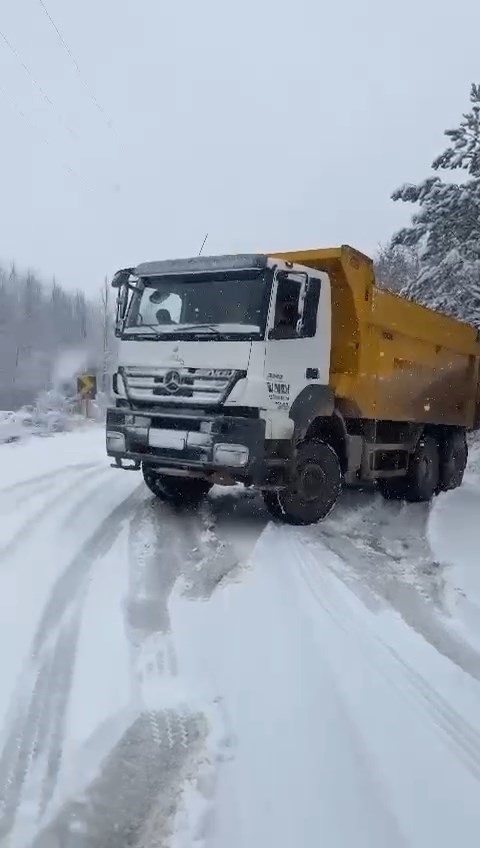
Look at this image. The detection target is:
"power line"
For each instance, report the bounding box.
[37,0,113,128]
[0,83,86,189]
[0,81,121,196]
[0,82,122,196]
[0,26,121,195]
[0,26,78,141]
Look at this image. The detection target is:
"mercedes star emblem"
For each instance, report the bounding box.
[164,370,181,394]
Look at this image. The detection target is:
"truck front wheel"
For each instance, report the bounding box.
[262,440,342,525]
[142,463,213,505]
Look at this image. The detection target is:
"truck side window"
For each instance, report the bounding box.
[273,277,301,339]
[272,274,320,339]
[301,278,321,338]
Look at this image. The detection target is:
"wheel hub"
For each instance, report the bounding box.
[298,463,326,502]
[420,456,432,482]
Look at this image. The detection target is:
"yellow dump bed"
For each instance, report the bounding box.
[273,245,480,428]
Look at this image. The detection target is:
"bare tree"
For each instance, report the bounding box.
[99,276,115,393]
[0,263,115,410]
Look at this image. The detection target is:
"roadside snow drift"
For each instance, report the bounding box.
[429,441,480,650]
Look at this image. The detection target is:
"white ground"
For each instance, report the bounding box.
[1,428,480,847]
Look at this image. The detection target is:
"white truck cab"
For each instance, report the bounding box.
[107,252,340,524]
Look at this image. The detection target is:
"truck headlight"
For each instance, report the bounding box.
[213,443,249,467]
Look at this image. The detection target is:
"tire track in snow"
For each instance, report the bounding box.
[382,642,480,781]
[119,496,235,848]
[29,492,210,846]
[0,653,53,837]
[0,604,83,840]
[304,491,480,682]
[0,481,142,841]
[30,711,207,848]
[125,493,241,645]
[37,601,85,818]
[286,533,480,783]
[0,462,101,502]
[0,464,109,563]
[29,487,260,847]
[32,484,141,654]
[126,498,193,756]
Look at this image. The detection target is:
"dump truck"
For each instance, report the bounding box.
[106,245,480,524]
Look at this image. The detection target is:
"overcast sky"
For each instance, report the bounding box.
[0,0,479,293]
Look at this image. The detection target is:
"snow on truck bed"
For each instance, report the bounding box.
[0,427,480,847]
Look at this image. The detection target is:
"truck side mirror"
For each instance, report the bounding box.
[111,268,134,289]
[111,268,137,335]
[296,277,309,335]
[115,285,129,335]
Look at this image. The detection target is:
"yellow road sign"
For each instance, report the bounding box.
[77,373,97,399]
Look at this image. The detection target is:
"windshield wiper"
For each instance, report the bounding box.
[140,323,165,336]
[125,324,174,337]
[124,323,239,339]
[174,323,222,334]
[127,323,221,335]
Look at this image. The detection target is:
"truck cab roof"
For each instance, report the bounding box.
[135,254,269,277]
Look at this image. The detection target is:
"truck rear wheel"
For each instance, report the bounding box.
[439,430,467,491]
[262,440,342,525]
[377,477,408,501]
[142,463,212,505]
[378,436,441,503]
[404,435,440,502]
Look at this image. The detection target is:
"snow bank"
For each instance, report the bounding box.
[0,411,24,443]
[428,481,480,649]
[0,383,111,445]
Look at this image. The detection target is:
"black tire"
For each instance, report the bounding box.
[262,440,342,525]
[377,477,408,501]
[439,430,467,491]
[262,490,287,521]
[142,463,212,505]
[404,435,440,503]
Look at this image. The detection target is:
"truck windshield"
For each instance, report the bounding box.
[123,270,269,340]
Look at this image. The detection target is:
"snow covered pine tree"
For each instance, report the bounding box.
[392,83,480,325]
[374,242,420,293]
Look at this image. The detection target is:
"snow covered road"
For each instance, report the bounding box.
[1,428,480,846]
[0,430,262,847]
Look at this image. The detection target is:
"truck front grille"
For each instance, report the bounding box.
[121,366,237,406]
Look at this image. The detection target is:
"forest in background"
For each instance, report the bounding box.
[0,267,115,410]
[375,82,480,324]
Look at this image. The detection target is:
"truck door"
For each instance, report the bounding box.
[264,268,331,415]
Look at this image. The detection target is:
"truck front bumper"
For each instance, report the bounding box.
[106,407,267,483]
